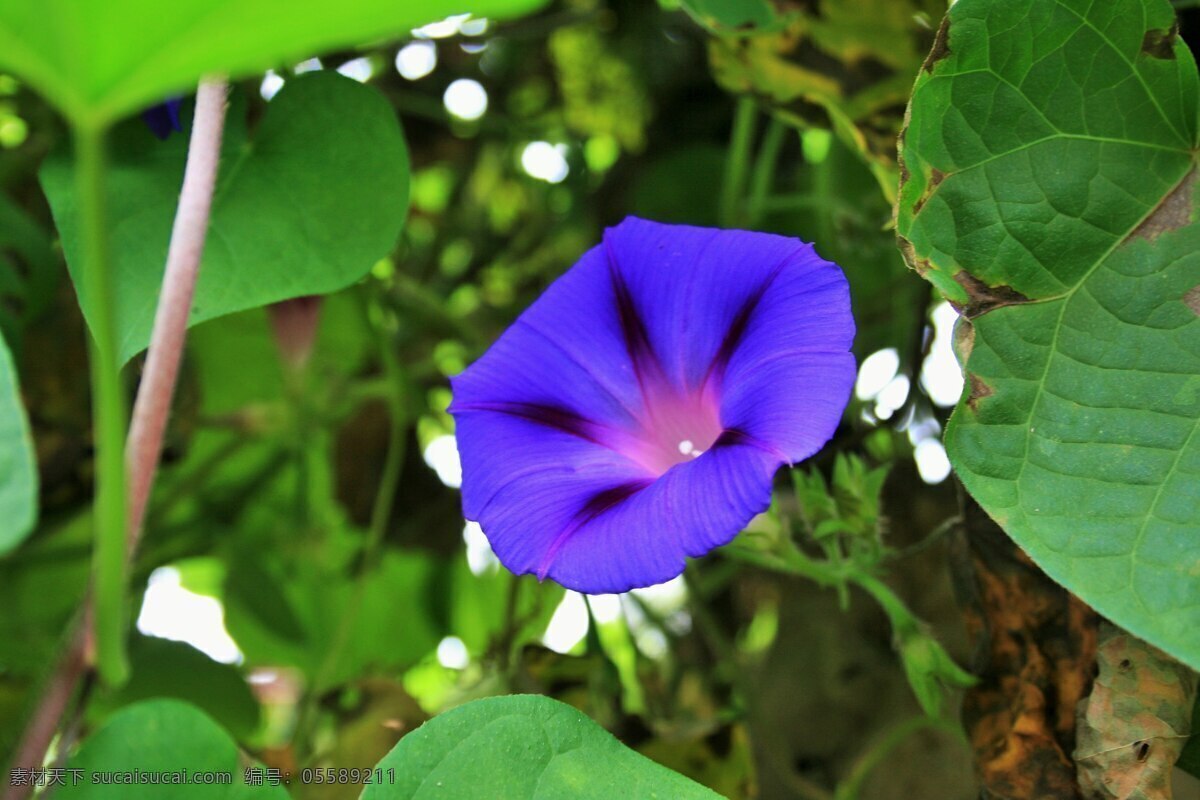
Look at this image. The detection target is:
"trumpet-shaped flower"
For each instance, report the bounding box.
[450,217,855,593]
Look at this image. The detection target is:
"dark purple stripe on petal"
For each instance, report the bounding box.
[605,240,661,389]
[453,401,602,444]
[579,480,650,519]
[536,480,652,579]
[715,428,790,463]
[708,260,787,380]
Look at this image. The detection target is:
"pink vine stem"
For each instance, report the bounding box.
[3,77,229,798]
[126,78,229,543]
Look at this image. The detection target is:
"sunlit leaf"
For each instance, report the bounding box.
[896,0,1200,666]
[57,699,286,800]
[41,72,408,363]
[0,0,550,127]
[0,332,36,553]
[363,695,723,800]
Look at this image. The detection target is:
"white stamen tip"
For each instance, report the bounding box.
[678,439,694,455]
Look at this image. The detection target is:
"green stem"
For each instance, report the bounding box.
[834,716,956,800]
[295,299,408,759]
[728,542,916,635]
[811,135,836,251]
[889,515,962,561]
[746,115,787,227]
[75,124,129,685]
[361,324,408,564]
[719,97,759,227]
[850,572,919,637]
[392,272,485,347]
[681,569,737,668]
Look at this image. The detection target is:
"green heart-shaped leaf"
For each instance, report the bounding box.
[364,695,724,799]
[41,71,408,362]
[56,699,285,800]
[0,0,548,126]
[897,0,1200,665]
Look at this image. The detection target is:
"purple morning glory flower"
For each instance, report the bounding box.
[450,217,855,593]
[142,97,184,140]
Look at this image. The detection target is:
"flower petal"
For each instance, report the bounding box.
[602,217,849,391]
[718,256,857,460]
[476,438,777,594]
[450,216,856,593]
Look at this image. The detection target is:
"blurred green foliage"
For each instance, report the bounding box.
[0,0,998,796]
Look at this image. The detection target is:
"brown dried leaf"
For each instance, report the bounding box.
[1075,623,1199,800]
[952,493,1099,799]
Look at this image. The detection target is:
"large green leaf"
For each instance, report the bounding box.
[896,0,1200,666]
[56,699,286,800]
[0,0,549,127]
[363,695,724,800]
[0,331,36,553]
[41,72,408,363]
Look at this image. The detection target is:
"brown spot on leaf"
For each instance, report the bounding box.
[954,317,975,363]
[1130,167,1195,243]
[911,168,947,216]
[1183,285,1200,315]
[967,374,993,412]
[896,235,928,276]
[952,271,1031,319]
[896,100,914,191]
[1141,23,1179,60]
[921,15,951,73]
